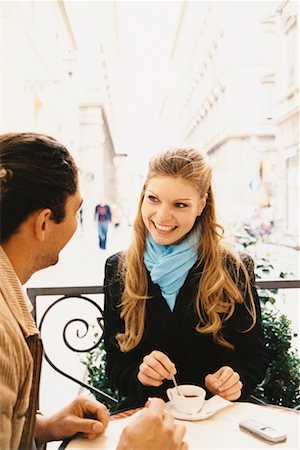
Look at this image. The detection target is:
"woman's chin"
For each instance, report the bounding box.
[150,231,180,246]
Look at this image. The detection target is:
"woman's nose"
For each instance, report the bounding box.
[155,204,172,222]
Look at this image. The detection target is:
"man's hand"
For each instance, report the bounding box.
[205,366,242,400]
[35,396,109,445]
[117,398,188,450]
[137,350,176,387]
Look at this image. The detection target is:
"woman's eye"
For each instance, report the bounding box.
[148,195,158,203]
[175,202,187,208]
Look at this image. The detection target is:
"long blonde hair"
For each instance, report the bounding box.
[116,148,256,351]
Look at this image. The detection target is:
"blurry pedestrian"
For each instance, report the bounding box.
[94,200,111,249]
[79,206,83,228]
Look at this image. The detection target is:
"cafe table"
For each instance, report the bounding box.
[65,401,299,449]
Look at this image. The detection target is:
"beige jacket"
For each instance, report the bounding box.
[0,246,42,450]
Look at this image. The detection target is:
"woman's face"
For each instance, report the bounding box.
[141,175,206,245]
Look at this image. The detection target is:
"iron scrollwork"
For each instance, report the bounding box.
[37,293,118,405]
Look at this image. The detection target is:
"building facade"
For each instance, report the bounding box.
[161,1,298,246]
[1,1,121,215]
[275,1,299,243]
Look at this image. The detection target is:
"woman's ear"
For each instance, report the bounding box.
[198,193,208,216]
[34,209,53,241]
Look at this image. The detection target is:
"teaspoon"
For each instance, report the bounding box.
[171,373,184,397]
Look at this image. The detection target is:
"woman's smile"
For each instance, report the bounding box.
[152,221,177,233]
[142,175,206,245]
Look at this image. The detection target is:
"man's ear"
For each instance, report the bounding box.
[34,209,53,241]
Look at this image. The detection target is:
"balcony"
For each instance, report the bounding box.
[27,278,300,413]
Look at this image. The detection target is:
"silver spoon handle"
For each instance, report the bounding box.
[171,374,183,397]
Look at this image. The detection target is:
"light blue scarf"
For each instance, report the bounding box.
[144,227,200,311]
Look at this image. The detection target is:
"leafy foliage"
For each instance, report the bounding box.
[82,339,119,412]
[253,306,300,407]
[234,227,300,408]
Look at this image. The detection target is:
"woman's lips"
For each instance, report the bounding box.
[152,221,177,232]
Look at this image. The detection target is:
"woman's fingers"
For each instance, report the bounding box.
[205,366,242,400]
[213,367,242,400]
[138,351,176,386]
[204,374,218,394]
[144,351,176,378]
[219,381,243,400]
[139,361,165,380]
[218,370,240,392]
[138,366,164,386]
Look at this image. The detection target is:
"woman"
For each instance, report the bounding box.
[104,148,268,411]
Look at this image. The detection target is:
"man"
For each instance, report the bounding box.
[94,200,111,249]
[0,133,187,450]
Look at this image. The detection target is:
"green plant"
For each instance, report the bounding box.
[253,306,300,408]
[234,226,300,408]
[82,339,119,412]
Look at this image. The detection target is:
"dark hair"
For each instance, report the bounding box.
[0,132,78,243]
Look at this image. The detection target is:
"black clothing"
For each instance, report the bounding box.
[104,252,268,410]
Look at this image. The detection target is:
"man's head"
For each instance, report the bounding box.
[0,132,79,243]
[0,132,82,279]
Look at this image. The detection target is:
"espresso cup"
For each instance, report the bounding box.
[167,384,206,415]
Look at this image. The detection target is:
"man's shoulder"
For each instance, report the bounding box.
[1,294,20,329]
[0,294,32,360]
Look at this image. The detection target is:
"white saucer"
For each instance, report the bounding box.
[165,395,232,421]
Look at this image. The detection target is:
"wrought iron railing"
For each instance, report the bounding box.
[27,285,118,405]
[255,279,300,289]
[27,279,300,406]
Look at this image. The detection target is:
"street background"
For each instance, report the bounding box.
[1,1,299,446]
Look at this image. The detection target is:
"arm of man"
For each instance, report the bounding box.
[116,398,188,450]
[0,331,18,449]
[0,320,32,450]
[35,397,109,446]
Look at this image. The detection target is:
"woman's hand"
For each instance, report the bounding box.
[204,366,242,401]
[137,350,176,387]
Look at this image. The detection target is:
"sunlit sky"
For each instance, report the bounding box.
[63,0,283,160]
[64,0,186,158]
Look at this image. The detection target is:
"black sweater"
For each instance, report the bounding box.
[103,252,268,410]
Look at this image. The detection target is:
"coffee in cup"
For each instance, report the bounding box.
[167,384,206,415]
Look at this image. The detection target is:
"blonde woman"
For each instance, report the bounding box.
[104,148,268,411]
